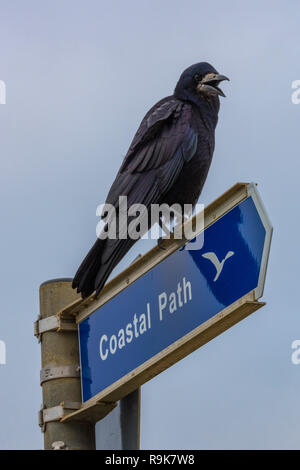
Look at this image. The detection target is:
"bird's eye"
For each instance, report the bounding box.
[194,74,202,82]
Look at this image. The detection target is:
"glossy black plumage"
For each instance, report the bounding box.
[73,62,227,298]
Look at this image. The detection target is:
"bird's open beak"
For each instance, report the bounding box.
[197,73,230,98]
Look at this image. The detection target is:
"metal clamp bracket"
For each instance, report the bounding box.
[40,365,81,385]
[34,313,77,342]
[39,402,81,432]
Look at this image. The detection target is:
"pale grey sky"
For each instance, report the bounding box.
[0,0,299,449]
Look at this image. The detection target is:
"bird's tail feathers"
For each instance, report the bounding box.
[72,238,105,299]
[72,237,137,299]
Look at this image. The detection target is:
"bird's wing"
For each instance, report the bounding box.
[105,97,198,211]
[73,98,198,297]
[121,97,182,167]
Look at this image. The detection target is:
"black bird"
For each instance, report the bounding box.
[73,62,229,298]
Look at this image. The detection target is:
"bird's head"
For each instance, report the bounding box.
[174,62,229,102]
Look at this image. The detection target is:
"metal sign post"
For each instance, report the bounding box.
[36,279,96,450]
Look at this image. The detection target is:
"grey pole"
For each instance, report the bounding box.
[36,278,96,450]
[96,388,140,450]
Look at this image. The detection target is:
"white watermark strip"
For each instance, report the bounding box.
[0,340,6,365]
[291,340,300,364]
[291,80,300,104]
[0,80,6,104]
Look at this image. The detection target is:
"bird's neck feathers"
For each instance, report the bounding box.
[174,88,220,131]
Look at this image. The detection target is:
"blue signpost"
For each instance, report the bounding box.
[78,183,272,404]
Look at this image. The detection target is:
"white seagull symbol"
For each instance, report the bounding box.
[202,251,235,281]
